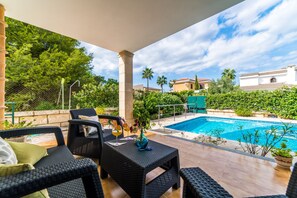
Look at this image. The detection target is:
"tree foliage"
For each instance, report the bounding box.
[168,80,174,90]
[142,67,154,92]
[208,77,238,94]
[206,87,297,119]
[194,75,199,90]
[156,75,167,93]
[222,68,236,80]
[73,80,119,108]
[238,124,294,157]
[142,92,183,118]
[207,68,238,94]
[5,17,94,110]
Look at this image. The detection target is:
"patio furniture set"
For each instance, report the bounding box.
[0,108,296,198]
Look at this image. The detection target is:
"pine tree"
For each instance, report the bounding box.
[194,75,200,90]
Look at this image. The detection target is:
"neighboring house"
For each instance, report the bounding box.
[239,65,297,91]
[133,84,161,92]
[172,78,211,92]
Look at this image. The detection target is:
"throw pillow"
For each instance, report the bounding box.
[0,163,49,198]
[6,141,48,165]
[0,137,18,164]
[79,115,100,136]
[0,163,34,177]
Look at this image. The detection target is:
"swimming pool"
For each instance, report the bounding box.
[166,116,297,151]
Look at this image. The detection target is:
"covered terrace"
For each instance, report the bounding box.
[0,0,293,198]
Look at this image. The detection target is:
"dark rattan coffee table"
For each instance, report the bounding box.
[100,139,180,198]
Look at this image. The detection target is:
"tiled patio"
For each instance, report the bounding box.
[39,132,291,198]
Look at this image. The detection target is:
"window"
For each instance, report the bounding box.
[270,77,277,83]
[190,84,193,89]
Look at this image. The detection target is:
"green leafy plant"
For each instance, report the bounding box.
[35,101,58,110]
[6,18,95,111]
[194,75,199,90]
[170,90,194,103]
[143,92,183,119]
[133,100,151,130]
[142,67,154,93]
[3,119,34,130]
[271,142,294,158]
[74,82,119,108]
[235,107,252,117]
[238,124,294,157]
[206,87,297,120]
[237,128,261,155]
[95,107,105,115]
[157,75,167,93]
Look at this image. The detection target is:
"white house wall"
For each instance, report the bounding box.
[287,66,297,85]
[240,77,259,86]
[258,74,287,84]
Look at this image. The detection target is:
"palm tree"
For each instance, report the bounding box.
[222,69,236,80]
[157,75,167,93]
[142,67,154,92]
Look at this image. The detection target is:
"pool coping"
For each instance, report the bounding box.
[164,114,297,128]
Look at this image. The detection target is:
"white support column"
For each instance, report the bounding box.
[119,50,133,124]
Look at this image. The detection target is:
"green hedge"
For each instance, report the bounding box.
[206,87,297,119]
[140,92,183,119]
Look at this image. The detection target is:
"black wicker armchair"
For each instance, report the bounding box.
[180,163,297,198]
[0,127,104,198]
[68,108,123,163]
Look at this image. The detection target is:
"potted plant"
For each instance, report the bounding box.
[271,142,296,169]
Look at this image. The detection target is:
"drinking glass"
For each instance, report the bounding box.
[112,128,122,146]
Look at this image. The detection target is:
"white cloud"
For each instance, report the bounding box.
[80,42,118,77]
[133,0,297,76]
[134,13,220,74]
[224,0,282,34]
[82,0,297,80]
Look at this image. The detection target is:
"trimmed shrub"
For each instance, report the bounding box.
[235,108,252,117]
[206,86,297,120]
[143,92,183,119]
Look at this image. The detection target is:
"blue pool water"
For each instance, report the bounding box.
[166,116,297,151]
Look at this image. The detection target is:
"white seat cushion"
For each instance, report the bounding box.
[0,137,18,164]
[79,115,100,137]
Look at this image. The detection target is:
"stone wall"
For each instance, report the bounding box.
[5,108,119,131]
[5,109,275,132]
[5,110,71,131]
[207,109,277,118]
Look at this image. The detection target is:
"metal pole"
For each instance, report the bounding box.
[11,102,15,124]
[158,106,160,124]
[61,78,65,110]
[69,80,80,109]
[173,105,176,121]
[185,104,187,119]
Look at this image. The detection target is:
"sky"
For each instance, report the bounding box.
[80,0,297,91]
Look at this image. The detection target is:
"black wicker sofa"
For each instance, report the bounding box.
[0,126,104,198]
[180,163,297,198]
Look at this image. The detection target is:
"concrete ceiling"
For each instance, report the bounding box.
[1,0,243,53]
